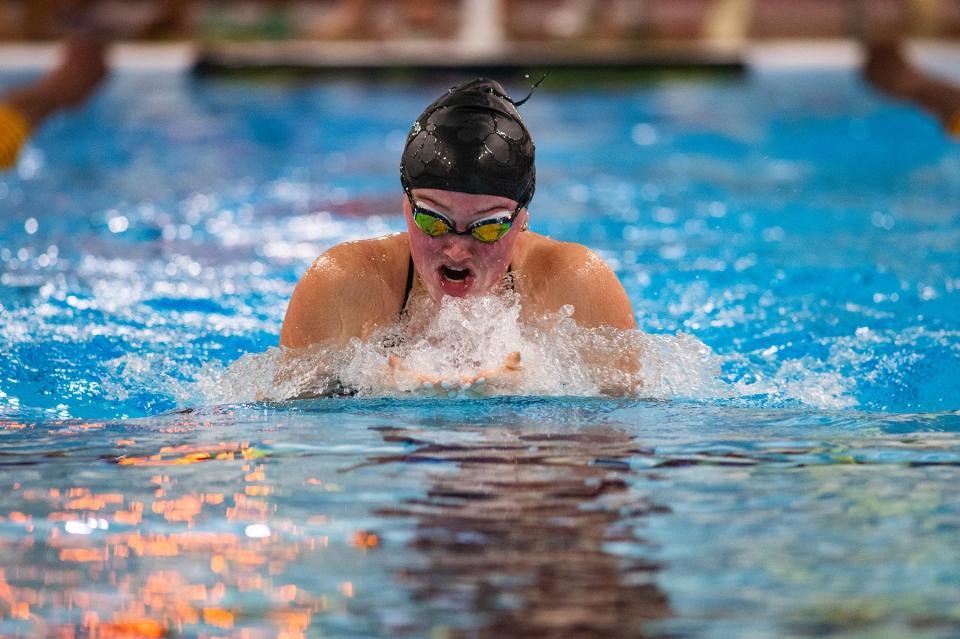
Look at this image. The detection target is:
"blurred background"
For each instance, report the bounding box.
[0,0,957,53]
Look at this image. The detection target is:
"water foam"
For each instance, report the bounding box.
[191,292,731,404]
[733,358,858,410]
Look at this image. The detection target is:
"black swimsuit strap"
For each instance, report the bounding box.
[398,256,514,317]
[400,255,415,316]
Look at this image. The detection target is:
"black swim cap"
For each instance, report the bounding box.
[400,78,536,206]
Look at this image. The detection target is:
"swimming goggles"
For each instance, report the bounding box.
[405,190,524,243]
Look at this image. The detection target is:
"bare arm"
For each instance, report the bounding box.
[1,34,106,170]
[280,252,352,349]
[3,34,107,128]
[545,243,637,330]
[275,246,382,398]
[280,238,404,348]
[864,41,960,133]
[531,242,641,394]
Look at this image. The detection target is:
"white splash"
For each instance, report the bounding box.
[191,292,731,403]
[734,358,858,410]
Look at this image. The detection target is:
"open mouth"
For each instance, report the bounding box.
[440,265,471,281]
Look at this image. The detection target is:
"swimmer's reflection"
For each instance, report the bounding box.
[365,424,672,638]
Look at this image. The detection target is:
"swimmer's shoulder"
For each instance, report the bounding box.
[280,233,410,348]
[323,233,410,274]
[516,233,636,330]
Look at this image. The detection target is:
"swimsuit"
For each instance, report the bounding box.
[399,255,416,317]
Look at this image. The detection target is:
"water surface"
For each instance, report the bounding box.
[1,68,958,636]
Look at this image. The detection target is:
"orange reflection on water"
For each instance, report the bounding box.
[349,530,379,550]
[117,442,266,467]
[152,494,204,523]
[10,601,30,620]
[113,503,143,526]
[58,548,108,563]
[0,439,370,638]
[99,617,167,638]
[36,524,324,637]
[270,607,313,638]
[227,492,270,521]
[0,569,35,621]
[203,606,234,629]
[65,492,123,511]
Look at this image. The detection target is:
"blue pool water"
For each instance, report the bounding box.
[1,67,959,637]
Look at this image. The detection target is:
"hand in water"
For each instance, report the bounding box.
[388,352,524,397]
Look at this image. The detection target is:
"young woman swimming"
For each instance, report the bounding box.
[279,78,636,391]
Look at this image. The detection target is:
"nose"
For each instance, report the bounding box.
[440,235,473,262]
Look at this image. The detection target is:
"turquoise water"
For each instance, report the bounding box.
[1,69,959,636]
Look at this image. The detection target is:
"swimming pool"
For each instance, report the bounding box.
[1,62,959,636]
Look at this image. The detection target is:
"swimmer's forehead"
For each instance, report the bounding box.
[410,188,519,216]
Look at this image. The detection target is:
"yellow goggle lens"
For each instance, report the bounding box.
[470,222,511,242]
[414,210,451,237]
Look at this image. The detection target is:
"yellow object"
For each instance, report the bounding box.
[948,110,960,139]
[0,103,31,170]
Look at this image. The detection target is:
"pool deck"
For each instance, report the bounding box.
[191,39,747,76]
[0,40,958,79]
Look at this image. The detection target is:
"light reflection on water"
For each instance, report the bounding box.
[0,403,959,636]
[1,73,958,417]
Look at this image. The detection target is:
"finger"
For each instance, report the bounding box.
[503,351,522,370]
[415,374,439,386]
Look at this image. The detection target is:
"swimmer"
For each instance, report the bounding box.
[864,40,960,139]
[1,0,186,171]
[0,33,107,171]
[280,78,636,393]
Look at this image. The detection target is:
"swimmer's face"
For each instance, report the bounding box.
[404,188,528,300]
